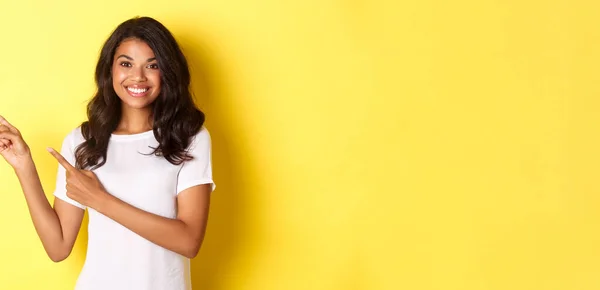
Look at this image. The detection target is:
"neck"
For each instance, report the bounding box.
[115,106,153,135]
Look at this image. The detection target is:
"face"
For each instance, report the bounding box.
[111,38,161,111]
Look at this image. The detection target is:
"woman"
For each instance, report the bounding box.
[0,16,215,290]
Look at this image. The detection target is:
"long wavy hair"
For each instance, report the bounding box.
[75,16,205,170]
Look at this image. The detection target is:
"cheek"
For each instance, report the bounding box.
[111,63,127,82]
[150,73,162,90]
[112,69,127,85]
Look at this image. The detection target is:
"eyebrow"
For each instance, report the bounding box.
[116,54,157,62]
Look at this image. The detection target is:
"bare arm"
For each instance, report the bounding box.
[98,184,211,258]
[47,148,212,259]
[15,158,84,262]
[0,116,84,262]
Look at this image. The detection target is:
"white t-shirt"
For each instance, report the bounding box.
[52,126,215,290]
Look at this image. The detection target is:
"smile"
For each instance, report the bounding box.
[127,87,149,93]
[126,86,150,97]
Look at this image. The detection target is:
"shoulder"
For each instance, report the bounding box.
[194,126,211,142]
[190,126,211,145]
[186,126,212,153]
[62,126,86,148]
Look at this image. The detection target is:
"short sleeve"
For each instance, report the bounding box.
[52,129,86,210]
[176,127,216,194]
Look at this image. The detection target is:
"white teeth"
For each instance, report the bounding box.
[127,87,149,94]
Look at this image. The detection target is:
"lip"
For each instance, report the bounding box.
[125,86,151,98]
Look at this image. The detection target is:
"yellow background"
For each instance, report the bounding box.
[1,0,599,289]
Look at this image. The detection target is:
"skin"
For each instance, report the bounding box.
[0,38,211,262]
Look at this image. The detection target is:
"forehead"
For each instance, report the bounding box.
[114,38,155,58]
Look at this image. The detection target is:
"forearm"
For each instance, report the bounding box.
[97,194,203,258]
[15,158,69,260]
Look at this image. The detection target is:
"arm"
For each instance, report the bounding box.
[0,116,84,262]
[97,184,211,258]
[47,129,214,259]
[15,159,85,262]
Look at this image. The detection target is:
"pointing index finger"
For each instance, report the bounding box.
[47,147,77,172]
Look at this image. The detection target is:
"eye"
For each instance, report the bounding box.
[147,63,159,69]
[119,61,132,67]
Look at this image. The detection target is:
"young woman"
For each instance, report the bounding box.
[0,16,215,290]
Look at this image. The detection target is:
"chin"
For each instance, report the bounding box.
[122,100,155,110]
[115,92,158,110]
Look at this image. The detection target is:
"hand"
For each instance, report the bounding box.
[0,115,32,171]
[47,147,109,210]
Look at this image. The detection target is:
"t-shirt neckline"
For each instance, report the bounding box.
[110,129,154,141]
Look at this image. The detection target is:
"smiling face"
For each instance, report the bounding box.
[112,38,161,111]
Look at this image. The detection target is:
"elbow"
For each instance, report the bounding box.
[183,251,198,259]
[48,251,69,263]
[182,238,204,259]
[50,256,66,263]
[47,247,71,263]
[182,244,201,259]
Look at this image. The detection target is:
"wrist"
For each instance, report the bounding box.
[94,190,116,215]
[13,155,35,177]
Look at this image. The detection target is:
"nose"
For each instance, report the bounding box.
[129,65,147,82]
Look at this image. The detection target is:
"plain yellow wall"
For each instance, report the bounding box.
[1,0,599,289]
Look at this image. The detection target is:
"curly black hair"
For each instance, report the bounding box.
[75,16,204,170]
